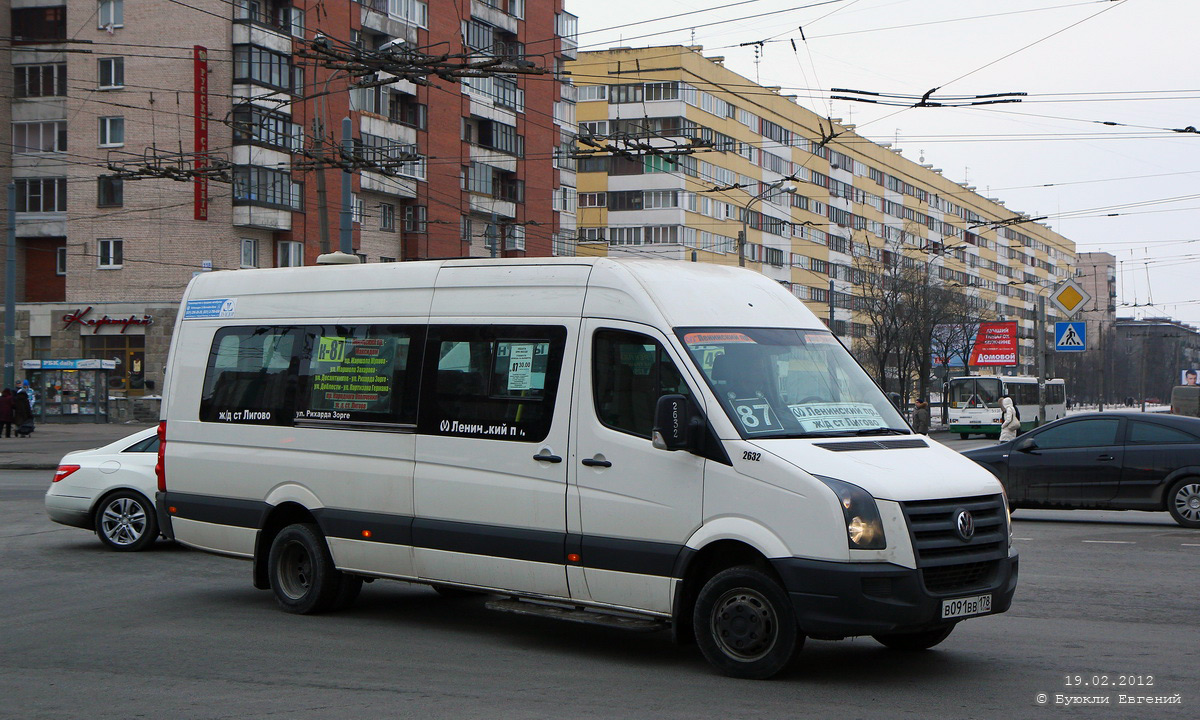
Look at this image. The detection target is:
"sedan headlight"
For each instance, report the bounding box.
[815,475,887,550]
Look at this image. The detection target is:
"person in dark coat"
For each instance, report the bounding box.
[912,398,931,434]
[13,385,33,434]
[0,388,14,438]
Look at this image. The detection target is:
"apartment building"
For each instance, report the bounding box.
[568,46,1077,376]
[1,0,576,415]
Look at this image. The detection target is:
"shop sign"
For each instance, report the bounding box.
[62,307,154,334]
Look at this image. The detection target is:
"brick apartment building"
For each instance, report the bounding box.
[1,0,576,418]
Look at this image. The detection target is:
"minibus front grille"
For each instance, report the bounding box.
[900,494,1009,576]
[815,438,928,452]
[921,560,998,594]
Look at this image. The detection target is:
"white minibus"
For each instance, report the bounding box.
[156,258,1017,679]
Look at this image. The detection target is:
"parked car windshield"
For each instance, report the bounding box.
[678,327,908,438]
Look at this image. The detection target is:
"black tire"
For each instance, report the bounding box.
[1166,477,1200,528]
[94,490,158,552]
[873,624,955,651]
[692,566,802,679]
[959,433,970,440]
[268,523,343,614]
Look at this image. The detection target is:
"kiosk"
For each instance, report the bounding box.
[20,359,115,423]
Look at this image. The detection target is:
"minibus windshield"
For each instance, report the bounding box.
[678,327,909,439]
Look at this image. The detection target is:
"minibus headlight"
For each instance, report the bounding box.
[815,475,887,550]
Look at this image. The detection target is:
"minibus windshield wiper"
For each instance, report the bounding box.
[853,427,911,436]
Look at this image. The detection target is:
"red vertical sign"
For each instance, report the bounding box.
[193,46,209,221]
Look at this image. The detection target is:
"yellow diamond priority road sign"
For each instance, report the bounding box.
[1050,278,1091,318]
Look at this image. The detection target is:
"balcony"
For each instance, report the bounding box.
[471,0,518,35]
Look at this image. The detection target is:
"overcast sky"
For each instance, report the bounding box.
[567,0,1200,326]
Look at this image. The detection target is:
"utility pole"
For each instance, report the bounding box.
[4,183,16,389]
[339,117,354,255]
[1036,294,1047,424]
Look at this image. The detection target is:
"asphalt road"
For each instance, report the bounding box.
[3,469,1197,720]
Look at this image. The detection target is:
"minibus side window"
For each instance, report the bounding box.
[418,325,566,442]
[298,325,421,425]
[200,326,300,425]
[592,329,690,439]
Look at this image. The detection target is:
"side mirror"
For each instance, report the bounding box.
[886,392,902,411]
[1015,436,1038,452]
[653,394,697,451]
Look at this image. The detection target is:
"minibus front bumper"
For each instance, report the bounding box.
[772,554,1018,637]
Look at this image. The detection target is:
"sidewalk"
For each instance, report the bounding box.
[0,421,155,471]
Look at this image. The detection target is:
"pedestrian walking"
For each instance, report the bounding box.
[0,388,14,438]
[998,395,1021,443]
[912,398,931,435]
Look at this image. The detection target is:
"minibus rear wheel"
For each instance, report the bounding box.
[268,523,343,614]
[693,566,802,679]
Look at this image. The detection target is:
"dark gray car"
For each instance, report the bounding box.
[962,412,1200,528]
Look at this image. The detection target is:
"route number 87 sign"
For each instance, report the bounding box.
[732,398,783,433]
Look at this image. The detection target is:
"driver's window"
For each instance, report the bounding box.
[1034,419,1120,449]
[593,329,689,438]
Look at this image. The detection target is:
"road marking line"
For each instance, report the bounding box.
[1014,537,1033,541]
[1183,543,1200,547]
[1082,540,1135,544]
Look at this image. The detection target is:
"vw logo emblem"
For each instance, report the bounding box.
[955,509,975,541]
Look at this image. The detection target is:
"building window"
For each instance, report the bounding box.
[351,194,364,224]
[232,166,302,210]
[98,0,124,29]
[13,121,66,153]
[15,178,67,213]
[99,117,124,147]
[56,247,67,276]
[380,256,397,263]
[31,336,52,360]
[97,176,123,207]
[276,240,303,267]
[232,104,303,151]
[98,57,125,89]
[241,238,259,268]
[404,205,427,233]
[98,238,124,268]
[389,92,427,129]
[232,45,296,93]
[380,202,395,231]
[14,63,66,97]
[12,6,67,44]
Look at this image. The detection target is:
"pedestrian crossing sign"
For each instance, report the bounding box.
[1055,321,1086,352]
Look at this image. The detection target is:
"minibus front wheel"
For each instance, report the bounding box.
[268,523,361,613]
[693,566,802,679]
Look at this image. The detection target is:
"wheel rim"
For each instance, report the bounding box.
[277,540,314,600]
[1173,482,1200,523]
[100,497,147,546]
[709,587,778,662]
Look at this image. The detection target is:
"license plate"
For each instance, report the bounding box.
[941,594,992,619]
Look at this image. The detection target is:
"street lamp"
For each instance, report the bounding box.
[738,180,797,267]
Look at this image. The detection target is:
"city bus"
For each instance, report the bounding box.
[948,375,1066,439]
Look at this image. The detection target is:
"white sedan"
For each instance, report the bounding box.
[45,426,161,551]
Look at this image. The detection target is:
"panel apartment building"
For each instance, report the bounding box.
[1,0,577,413]
[568,46,1077,375]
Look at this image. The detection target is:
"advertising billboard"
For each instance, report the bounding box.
[968,321,1019,366]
